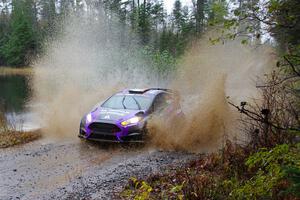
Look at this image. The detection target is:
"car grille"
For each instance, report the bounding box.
[88,133,117,141]
[88,122,121,134]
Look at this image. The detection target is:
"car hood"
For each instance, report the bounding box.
[92,107,143,122]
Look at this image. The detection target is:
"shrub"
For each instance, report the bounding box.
[231,143,300,199]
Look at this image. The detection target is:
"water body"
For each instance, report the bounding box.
[0,75,29,112]
[0,75,38,131]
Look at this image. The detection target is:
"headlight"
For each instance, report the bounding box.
[86,113,92,123]
[121,116,141,127]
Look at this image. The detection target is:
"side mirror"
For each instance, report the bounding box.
[136,111,145,117]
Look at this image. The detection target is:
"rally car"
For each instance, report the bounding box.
[79,88,183,142]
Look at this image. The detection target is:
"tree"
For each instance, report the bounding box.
[150,0,164,32]
[207,0,227,25]
[172,0,183,32]
[137,0,151,44]
[40,0,57,30]
[0,0,11,65]
[193,0,206,34]
[1,0,37,66]
[0,0,227,66]
[60,0,74,16]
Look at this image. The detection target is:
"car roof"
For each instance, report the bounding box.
[117,88,173,97]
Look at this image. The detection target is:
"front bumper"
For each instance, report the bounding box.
[79,120,145,143]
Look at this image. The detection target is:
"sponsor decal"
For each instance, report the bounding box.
[103,115,110,119]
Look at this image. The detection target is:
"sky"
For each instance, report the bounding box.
[164,0,193,13]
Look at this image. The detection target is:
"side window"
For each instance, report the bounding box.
[152,93,171,112]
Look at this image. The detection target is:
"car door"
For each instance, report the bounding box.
[151,93,172,114]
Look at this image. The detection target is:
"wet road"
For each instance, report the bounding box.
[0,138,197,200]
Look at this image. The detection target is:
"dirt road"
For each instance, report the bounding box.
[0,138,197,200]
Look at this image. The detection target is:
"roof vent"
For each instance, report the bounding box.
[128,88,173,94]
[128,89,147,94]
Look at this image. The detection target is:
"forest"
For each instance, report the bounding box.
[0,0,228,66]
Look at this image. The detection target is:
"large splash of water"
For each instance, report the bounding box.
[31,16,169,139]
[149,38,274,152]
[31,13,274,152]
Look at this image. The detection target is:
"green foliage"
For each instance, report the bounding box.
[172,0,184,31]
[283,166,300,197]
[0,0,221,66]
[0,0,37,66]
[134,181,153,200]
[269,0,300,48]
[142,46,177,75]
[215,0,300,51]
[231,144,300,199]
[208,0,228,25]
[121,177,153,200]
[121,142,300,200]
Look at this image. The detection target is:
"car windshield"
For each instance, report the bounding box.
[101,94,152,110]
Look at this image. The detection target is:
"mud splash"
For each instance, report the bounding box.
[148,38,274,153]
[31,12,274,151]
[149,74,232,153]
[30,16,169,140]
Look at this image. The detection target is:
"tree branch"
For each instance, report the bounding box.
[256,75,299,88]
[283,56,300,76]
[228,101,300,132]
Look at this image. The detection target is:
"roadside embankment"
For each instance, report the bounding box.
[0,66,33,76]
[0,111,41,148]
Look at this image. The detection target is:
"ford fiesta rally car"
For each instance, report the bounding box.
[79,88,184,142]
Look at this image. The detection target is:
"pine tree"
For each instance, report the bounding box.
[0,0,11,65]
[172,0,183,32]
[193,0,206,34]
[40,0,57,37]
[138,0,151,44]
[1,0,37,66]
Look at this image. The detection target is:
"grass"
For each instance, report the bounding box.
[0,130,41,148]
[0,111,41,148]
[0,66,33,76]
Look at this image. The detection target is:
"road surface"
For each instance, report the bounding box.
[0,138,197,200]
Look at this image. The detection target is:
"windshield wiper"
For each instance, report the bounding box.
[122,96,127,109]
[132,96,142,110]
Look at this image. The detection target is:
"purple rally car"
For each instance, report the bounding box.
[79,88,184,142]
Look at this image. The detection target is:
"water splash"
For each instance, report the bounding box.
[31,13,274,152]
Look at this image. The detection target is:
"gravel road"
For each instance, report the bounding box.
[0,138,197,200]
